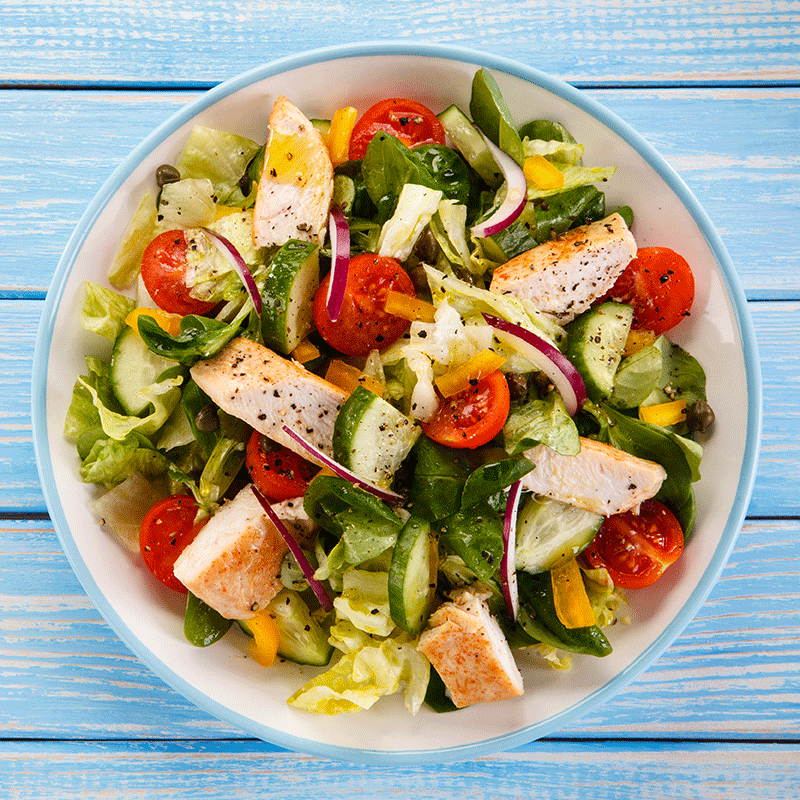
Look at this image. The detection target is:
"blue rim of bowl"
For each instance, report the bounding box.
[32,40,762,766]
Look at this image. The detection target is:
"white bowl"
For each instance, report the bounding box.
[32,42,761,765]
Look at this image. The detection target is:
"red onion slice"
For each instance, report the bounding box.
[501,479,522,620]
[201,227,262,314]
[484,314,587,416]
[281,425,404,505]
[325,206,350,322]
[470,129,527,239]
[251,484,333,612]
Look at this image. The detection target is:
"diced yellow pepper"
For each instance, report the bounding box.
[291,338,321,364]
[551,557,596,629]
[125,307,182,337]
[434,350,507,398]
[383,290,437,324]
[245,609,281,668]
[639,398,687,427]
[327,106,358,167]
[623,327,657,357]
[214,204,244,220]
[325,359,385,397]
[523,154,565,190]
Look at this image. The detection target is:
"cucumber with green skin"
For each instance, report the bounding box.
[388,516,436,635]
[260,240,319,355]
[565,301,633,403]
[110,325,182,416]
[333,385,421,488]
[437,104,502,188]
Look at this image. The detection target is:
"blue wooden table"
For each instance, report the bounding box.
[2,2,799,796]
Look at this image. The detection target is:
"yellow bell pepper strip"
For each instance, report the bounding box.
[324,359,385,397]
[213,204,244,220]
[383,289,437,324]
[639,398,688,427]
[622,328,658,357]
[523,154,565,190]
[327,106,358,167]
[245,609,281,668]
[125,307,182,337]
[434,349,507,398]
[291,338,321,364]
[550,557,596,629]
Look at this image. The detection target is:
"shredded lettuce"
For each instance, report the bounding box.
[80,282,136,341]
[156,178,216,229]
[108,193,157,289]
[333,569,395,637]
[378,183,443,260]
[526,163,617,201]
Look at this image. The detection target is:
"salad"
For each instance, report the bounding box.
[65,68,713,715]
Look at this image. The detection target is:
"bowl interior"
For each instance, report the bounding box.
[33,45,760,765]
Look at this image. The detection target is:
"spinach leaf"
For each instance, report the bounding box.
[460,456,534,511]
[411,143,476,207]
[439,501,504,581]
[408,436,470,521]
[469,68,525,166]
[138,313,244,367]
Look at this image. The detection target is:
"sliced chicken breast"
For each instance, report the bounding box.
[189,337,348,462]
[418,587,523,708]
[253,95,334,248]
[173,484,288,620]
[521,437,667,516]
[489,213,637,323]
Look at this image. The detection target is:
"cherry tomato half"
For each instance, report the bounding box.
[583,499,684,589]
[140,229,217,316]
[245,430,318,502]
[139,494,206,593]
[421,370,511,450]
[348,97,446,161]
[313,253,416,357]
[598,246,695,335]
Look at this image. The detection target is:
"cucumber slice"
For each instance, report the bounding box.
[240,588,333,666]
[565,301,634,403]
[333,385,421,488]
[438,104,502,188]
[261,240,320,355]
[515,495,603,575]
[388,516,436,635]
[110,325,181,416]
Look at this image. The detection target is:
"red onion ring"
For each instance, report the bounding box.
[470,129,527,239]
[250,484,333,612]
[483,314,587,416]
[201,227,262,314]
[501,479,522,620]
[325,206,350,323]
[280,424,404,505]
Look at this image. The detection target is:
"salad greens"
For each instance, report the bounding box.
[65,67,712,717]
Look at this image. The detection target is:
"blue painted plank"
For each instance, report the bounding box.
[1,89,797,299]
[1,519,797,742]
[0,740,798,798]
[7,299,797,515]
[1,0,799,86]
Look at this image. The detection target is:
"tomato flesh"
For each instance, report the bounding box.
[139,494,205,593]
[140,229,217,316]
[313,253,416,357]
[421,370,511,449]
[598,246,694,335]
[348,97,446,161]
[583,499,684,589]
[245,430,318,502]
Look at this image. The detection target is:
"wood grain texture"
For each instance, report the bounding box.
[1,518,797,741]
[0,740,799,800]
[2,0,799,87]
[1,89,797,298]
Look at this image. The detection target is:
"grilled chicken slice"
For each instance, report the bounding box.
[489,213,637,323]
[253,95,334,248]
[189,337,348,462]
[173,484,289,620]
[418,588,523,708]
[521,437,667,516]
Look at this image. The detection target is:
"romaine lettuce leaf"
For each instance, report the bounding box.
[80,282,136,341]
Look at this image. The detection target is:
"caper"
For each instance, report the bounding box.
[506,372,528,401]
[194,403,220,433]
[685,398,715,433]
[155,164,181,188]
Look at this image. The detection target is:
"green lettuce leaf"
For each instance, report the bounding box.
[80,282,136,341]
[503,391,580,456]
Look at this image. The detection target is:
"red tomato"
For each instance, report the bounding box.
[245,430,318,502]
[421,370,511,450]
[348,97,446,161]
[139,494,206,593]
[598,246,695,335]
[313,253,416,356]
[583,499,684,589]
[140,230,217,316]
